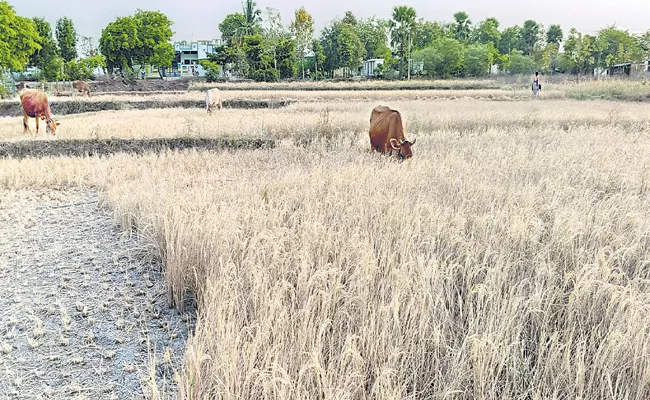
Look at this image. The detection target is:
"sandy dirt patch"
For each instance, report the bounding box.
[0,188,192,399]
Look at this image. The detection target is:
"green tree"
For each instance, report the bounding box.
[537,42,560,73]
[389,5,417,77]
[474,17,501,45]
[464,43,492,76]
[414,37,464,78]
[546,24,563,44]
[99,16,138,72]
[508,49,536,74]
[413,20,447,50]
[56,17,77,62]
[133,9,174,76]
[243,33,278,81]
[561,28,593,76]
[337,23,364,74]
[277,37,297,78]
[241,0,262,36]
[453,11,472,42]
[342,11,357,27]
[310,39,325,78]
[261,7,285,70]
[208,45,238,66]
[219,13,247,46]
[99,10,174,77]
[289,6,314,79]
[637,30,650,57]
[596,25,644,68]
[199,59,221,82]
[66,54,105,80]
[321,18,364,76]
[498,25,521,55]
[0,1,41,71]
[520,20,540,55]
[356,17,389,59]
[30,17,62,81]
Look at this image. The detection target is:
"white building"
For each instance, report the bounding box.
[172,39,222,77]
[363,59,384,77]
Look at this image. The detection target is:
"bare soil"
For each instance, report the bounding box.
[0,189,193,399]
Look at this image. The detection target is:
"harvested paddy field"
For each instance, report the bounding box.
[2,82,650,399]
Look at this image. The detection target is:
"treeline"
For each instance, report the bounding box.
[0,2,104,83]
[210,1,650,80]
[0,1,173,87]
[2,0,650,86]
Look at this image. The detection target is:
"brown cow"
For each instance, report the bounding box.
[20,89,60,134]
[72,80,91,97]
[205,89,222,113]
[369,105,415,160]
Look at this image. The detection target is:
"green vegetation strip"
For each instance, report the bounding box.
[0,99,295,117]
[0,137,275,159]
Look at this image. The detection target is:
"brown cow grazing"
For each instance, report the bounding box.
[205,89,222,113]
[20,89,60,134]
[72,80,91,97]
[369,105,415,160]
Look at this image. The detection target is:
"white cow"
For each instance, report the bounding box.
[205,89,222,114]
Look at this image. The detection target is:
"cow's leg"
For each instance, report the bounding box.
[23,115,30,134]
[35,115,39,134]
[218,101,222,110]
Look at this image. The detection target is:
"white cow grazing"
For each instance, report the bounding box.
[205,89,222,114]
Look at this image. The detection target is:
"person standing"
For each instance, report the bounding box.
[532,71,541,99]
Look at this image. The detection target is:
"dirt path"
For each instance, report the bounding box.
[0,189,192,399]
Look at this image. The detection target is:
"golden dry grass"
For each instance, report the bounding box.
[2,96,650,399]
[3,98,643,143]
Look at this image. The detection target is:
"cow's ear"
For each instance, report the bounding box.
[389,138,400,150]
[55,122,60,126]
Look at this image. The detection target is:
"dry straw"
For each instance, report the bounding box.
[2,94,650,399]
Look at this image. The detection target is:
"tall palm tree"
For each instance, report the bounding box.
[230,0,261,48]
[453,11,471,42]
[390,6,417,78]
[242,0,261,36]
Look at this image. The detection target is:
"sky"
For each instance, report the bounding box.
[11,0,650,44]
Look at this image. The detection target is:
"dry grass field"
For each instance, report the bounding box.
[2,84,650,399]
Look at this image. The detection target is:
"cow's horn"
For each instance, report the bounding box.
[411,138,416,145]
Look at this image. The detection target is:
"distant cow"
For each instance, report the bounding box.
[15,82,29,92]
[20,89,59,134]
[369,105,415,160]
[205,89,222,113]
[72,80,91,97]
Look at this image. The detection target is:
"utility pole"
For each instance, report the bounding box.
[407,31,412,80]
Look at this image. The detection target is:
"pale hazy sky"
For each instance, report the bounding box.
[12,0,650,43]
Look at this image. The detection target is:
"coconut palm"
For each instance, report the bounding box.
[389,6,417,78]
[241,0,261,36]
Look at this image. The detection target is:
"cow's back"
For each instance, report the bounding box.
[73,80,90,94]
[207,89,220,103]
[20,90,50,118]
[369,106,404,151]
